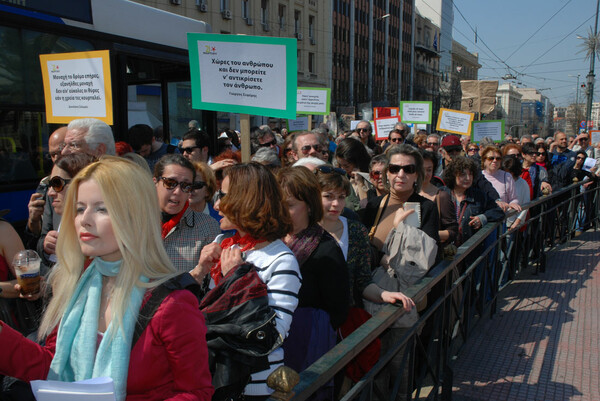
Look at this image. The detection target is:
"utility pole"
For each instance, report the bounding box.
[585,0,599,130]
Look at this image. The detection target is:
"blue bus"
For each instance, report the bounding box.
[0,0,213,225]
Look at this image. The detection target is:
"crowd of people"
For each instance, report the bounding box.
[0,117,597,401]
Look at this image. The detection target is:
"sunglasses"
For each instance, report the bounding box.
[467,147,479,152]
[179,146,200,154]
[576,156,586,160]
[191,181,207,191]
[390,137,403,143]
[356,128,371,133]
[49,176,71,192]
[426,142,439,146]
[315,165,346,175]
[300,144,323,154]
[486,156,502,161]
[259,139,277,148]
[537,152,547,157]
[370,170,383,179]
[157,177,193,193]
[388,163,417,175]
[525,151,541,156]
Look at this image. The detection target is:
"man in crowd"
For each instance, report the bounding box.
[569,132,599,167]
[437,134,463,176]
[549,131,576,164]
[291,131,328,162]
[251,125,279,155]
[425,134,440,154]
[129,124,179,171]
[180,129,211,164]
[61,118,116,157]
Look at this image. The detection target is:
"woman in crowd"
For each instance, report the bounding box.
[335,138,373,209]
[419,150,458,249]
[502,156,530,231]
[0,219,26,330]
[188,161,219,222]
[39,153,97,269]
[281,133,296,167]
[277,166,349,399]
[536,143,550,171]
[441,156,504,246]
[153,154,220,272]
[0,157,213,401]
[481,146,521,213]
[190,162,301,399]
[362,154,389,208]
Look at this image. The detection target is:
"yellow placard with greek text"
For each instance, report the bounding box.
[40,50,113,124]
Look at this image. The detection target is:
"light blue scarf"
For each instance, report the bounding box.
[48,258,147,401]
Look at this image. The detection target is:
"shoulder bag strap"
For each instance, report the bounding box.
[368,194,390,241]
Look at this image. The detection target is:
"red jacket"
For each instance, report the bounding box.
[0,290,214,401]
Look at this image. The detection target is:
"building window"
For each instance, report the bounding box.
[297,49,301,71]
[241,0,249,19]
[261,0,269,25]
[221,0,229,11]
[308,52,315,73]
[309,15,315,40]
[294,10,301,34]
[279,4,286,29]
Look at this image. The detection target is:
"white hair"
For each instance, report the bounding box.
[67,118,115,156]
[293,156,326,168]
[251,147,281,166]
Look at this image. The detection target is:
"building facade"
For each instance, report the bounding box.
[413,12,440,124]
[515,88,554,137]
[443,40,480,110]
[496,83,522,134]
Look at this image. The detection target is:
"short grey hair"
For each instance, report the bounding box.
[67,118,115,156]
[251,147,281,167]
[427,133,440,142]
[293,156,326,168]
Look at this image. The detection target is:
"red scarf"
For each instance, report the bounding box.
[211,232,264,285]
[161,202,189,239]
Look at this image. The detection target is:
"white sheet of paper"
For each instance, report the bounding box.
[31,377,116,401]
[583,157,597,172]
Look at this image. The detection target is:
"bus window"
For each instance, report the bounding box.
[167,81,204,142]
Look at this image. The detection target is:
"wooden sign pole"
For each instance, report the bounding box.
[240,113,251,163]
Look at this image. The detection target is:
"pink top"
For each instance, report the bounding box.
[482,169,519,205]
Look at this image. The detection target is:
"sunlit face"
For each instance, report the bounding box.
[214,176,238,232]
[75,179,121,262]
[286,193,310,234]
[455,169,473,192]
[181,139,206,163]
[294,134,324,161]
[555,133,567,149]
[356,122,371,144]
[47,165,71,216]
[154,164,193,215]
[189,171,208,207]
[536,148,547,162]
[336,157,355,173]
[321,188,346,223]
[425,138,439,152]
[575,153,586,168]
[387,154,417,195]
[483,151,502,173]
[369,162,386,193]
[423,158,434,186]
[62,128,94,156]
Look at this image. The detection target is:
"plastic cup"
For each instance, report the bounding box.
[12,250,41,296]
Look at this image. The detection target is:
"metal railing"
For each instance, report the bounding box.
[270,180,599,401]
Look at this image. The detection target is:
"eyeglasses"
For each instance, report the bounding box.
[157,177,193,193]
[426,142,439,146]
[64,141,93,151]
[486,156,502,161]
[525,151,541,156]
[315,165,346,175]
[191,181,207,191]
[49,176,71,192]
[216,189,227,200]
[388,163,417,175]
[537,152,547,157]
[467,147,479,152]
[370,170,383,179]
[179,146,200,154]
[283,148,293,155]
[300,144,323,154]
[576,156,586,160]
[390,137,403,143]
[356,128,371,133]
[259,139,277,148]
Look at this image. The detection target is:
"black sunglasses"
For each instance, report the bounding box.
[191,181,207,191]
[259,139,277,148]
[179,146,200,154]
[390,137,403,143]
[158,177,193,193]
[315,165,346,176]
[388,164,417,175]
[300,144,323,154]
[49,176,71,192]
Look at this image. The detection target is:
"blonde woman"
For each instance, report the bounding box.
[0,157,213,401]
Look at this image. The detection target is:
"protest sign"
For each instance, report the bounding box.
[374,116,399,140]
[472,120,504,143]
[287,116,310,132]
[590,130,600,145]
[39,50,112,124]
[188,33,297,119]
[400,101,432,124]
[436,108,474,136]
[297,87,330,115]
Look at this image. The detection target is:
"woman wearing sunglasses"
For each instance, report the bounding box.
[189,161,220,222]
[153,154,220,272]
[39,153,97,269]
[481,146,521,213]
[0,157,214,401]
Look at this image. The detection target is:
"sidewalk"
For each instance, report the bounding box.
[452,230,600,401]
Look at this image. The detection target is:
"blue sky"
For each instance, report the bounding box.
[452,0,598,107]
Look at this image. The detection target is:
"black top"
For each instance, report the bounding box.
[297,231,351,329]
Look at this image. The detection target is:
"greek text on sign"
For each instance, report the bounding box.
[436,108,474,136]
[297,87,330,115]
[374,116,399,140]
[472,120,504,143]
[400,101,432,124]
[39,50,112,124]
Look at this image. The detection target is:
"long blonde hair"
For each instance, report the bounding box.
[39,157,177,339]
